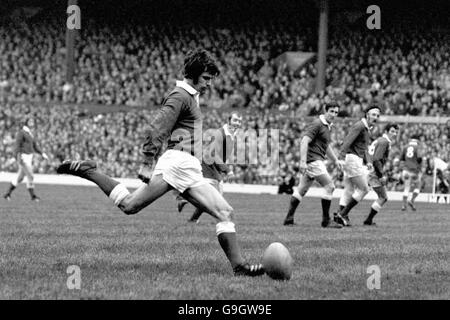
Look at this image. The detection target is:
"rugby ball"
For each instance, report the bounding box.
[262,242,293,280]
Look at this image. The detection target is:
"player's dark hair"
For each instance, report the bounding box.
[324,102,340,111]
[410,134,421,140]
[384,123,399,132]
[183,49,220,83]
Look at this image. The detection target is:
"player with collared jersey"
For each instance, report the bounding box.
[333,104,382,227]
[400,136,423,211]
[283,102,344,228]
[364,123,399,225]
[3,118,49,201]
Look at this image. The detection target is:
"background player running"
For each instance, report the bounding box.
[364,123,399,226]
[3,118,49,201]
[333,104,382,227]
[283,102,344,228]
[182,112,241,223]
[400,136,423,211]
[57,49,264,277]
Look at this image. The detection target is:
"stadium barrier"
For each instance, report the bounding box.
[1,172,448,203]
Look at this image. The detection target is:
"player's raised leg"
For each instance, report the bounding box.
[364,186,387,226]
[183,183,264,277]
[283,174,314,226]
[57,160,172,214]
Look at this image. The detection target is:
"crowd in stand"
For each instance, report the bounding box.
[1,5,449,117]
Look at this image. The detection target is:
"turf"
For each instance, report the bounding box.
[0,183,449,300]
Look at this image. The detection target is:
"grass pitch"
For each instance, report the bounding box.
[0,183,448,299]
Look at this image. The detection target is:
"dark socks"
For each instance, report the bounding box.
[27,187,36,199]
[4,183,16,196]
[365,208,378,223]
[340,197,359,217]
[321,198,331,221]
[217,232,245,269]
[190,208,203,221]
[284,196,300,223]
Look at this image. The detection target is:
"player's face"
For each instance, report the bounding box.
[388,127,398,141]
[196,72,215,95]
[325,107,339,122]
[367,109,380,125]
[27,119,35,129]
[229,114,242,132]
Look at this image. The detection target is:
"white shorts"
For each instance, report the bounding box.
[343,154,366,178]
[21,154,33,168]
[153,149,207,193]
[402,169,421,182]
[305,160,328,178]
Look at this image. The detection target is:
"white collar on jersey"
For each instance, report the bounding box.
[382,133,392,144]
[176,80,198,96]
[409,139,419,145]
[319,115,332,128]
[361,118,371,130]
[23,126,33,137]
[223,124,236,138]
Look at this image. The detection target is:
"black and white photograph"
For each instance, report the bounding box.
[0,0,449,304]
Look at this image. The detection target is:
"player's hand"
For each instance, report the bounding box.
[42,153,49,160]
[366,163,374,172]
[299,161,307,175]
[138,163,154,184]
[379,176,387,186]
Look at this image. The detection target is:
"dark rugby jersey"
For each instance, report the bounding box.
[15,127,43,155]
[368,134,391,178]
[401,142,422,173]
[340,119,371,160]
[201,125,234,181]
[141,81,203,164]
[302,115,332,163]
